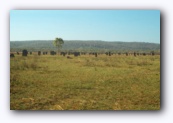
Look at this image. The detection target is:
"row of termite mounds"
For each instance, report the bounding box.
[10,49,158,58]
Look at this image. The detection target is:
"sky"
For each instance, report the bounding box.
[10,10,160,43]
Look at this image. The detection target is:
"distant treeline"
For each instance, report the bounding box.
[10,40,160,53]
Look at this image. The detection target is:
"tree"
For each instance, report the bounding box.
[53,37,64,55]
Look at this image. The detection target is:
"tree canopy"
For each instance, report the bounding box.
[53,37,64,53]
[10,40,160,53]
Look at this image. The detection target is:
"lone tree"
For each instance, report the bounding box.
[53,37,64,55]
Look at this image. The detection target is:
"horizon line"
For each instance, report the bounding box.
[10,40,160,44]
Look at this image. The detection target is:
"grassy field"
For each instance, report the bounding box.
[10,53,160,110]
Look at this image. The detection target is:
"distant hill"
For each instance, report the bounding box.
[10,40,160,53]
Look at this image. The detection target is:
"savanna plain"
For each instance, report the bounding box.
[10,53,160,110]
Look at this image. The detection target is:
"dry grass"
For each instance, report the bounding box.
[10,54,160,110]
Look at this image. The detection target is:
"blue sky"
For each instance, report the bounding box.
[10,10,160,43]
